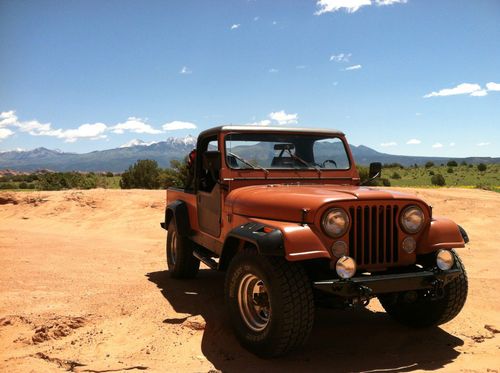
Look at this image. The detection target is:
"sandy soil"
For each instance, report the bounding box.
[0,187,499,373]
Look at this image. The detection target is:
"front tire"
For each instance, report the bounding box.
[166,220,200,278]
[379,250,468,327]
[225,253,314,357]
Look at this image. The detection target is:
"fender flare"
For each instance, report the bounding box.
[218,222,285,270]
[161,200,190,236]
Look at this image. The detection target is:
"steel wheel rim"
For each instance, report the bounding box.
[237,273,271,332]
[169,231,177,265]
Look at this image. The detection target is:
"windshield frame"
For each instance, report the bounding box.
[223,132,353,172]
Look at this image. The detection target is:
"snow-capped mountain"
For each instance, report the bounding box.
[119,139,159,148]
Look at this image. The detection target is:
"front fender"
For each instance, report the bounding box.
[246,218,331,261]
[418,216,466,254]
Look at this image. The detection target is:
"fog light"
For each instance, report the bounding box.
[436,249,454,270]
[336,256,356,279]
[331,240,348,257]
[402,237,416,254]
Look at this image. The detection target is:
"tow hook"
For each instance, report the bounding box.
[429,278,445,299]
[346,285,372,308]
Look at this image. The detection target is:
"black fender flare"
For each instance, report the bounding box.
[219,223,284,270]
[458,225,469,244]
[161,200,190,236]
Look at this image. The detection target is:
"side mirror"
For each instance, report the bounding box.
[369,162,382,179]
[203,151,221,172]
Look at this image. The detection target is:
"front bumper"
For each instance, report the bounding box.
[313,268,461,298]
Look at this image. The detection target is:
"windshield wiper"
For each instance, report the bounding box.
[286,149,322,175]
[227,151,269,175]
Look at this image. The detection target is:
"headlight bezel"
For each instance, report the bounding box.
[321,207,350,238]
[400,205,425,234]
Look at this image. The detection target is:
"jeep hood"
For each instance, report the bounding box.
[226,184,425,223]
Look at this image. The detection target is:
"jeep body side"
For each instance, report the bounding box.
[161,126,469,357]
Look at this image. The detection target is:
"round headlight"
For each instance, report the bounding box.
[322,208,350,238]
[436,249,454,270]
[336,256,356,279]
[400,205,425,234]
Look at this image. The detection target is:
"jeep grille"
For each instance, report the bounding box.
[348,205,399,266]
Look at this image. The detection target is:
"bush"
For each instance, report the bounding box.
[105,171,114,177]
[425,161,434,168]
[19,182,28,189]
[382,178,391,187]
[429,170,435,176]
[37,172,97,190]
[461,161,467,166]
[447,167,454,174]
[120,159,161,189]
[391,172,401,179]
[431,174,446,186]
[447,160,458,167]
[477,163,487,172]
[0,182,18,189]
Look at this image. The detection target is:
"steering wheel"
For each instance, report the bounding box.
[321,159,337,168]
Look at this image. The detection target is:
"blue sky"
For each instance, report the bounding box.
[0,0,499,157]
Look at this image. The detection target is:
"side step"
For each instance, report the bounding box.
[193,248,218,270]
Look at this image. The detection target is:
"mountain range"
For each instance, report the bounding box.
[0,135,498,172]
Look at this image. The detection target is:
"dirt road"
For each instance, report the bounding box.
[0,188,499,372]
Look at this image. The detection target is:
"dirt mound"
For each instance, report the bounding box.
[31,316,88,344]
[0,192,19,205]
[0,315,31,326]
[64,191,100,208]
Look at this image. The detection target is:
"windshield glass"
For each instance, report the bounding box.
[225,133,350,170]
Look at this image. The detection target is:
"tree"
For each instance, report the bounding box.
[477,163,487,172]
[447,160,458,167]
[447,167,454,174]
[425,161,434,168]
[120,159,161,189]
[431,174,446,186]
[391,172,401,179]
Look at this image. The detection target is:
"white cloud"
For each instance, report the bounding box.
[330,53,351,62]
[432,142,443,148]
[315,0,406,14]
[406,139,421,145]
[253,16,260,21]
[269,110,298,125]
[0,127,14,140]
[380,141,397,147]
[415,112,422,116]
[477,142,490,147]
[486,82,500,91]
[51,123,108,143]
[180,66,192,74]
[162,121,197,131]
[0,110,18,127]
[268,68,279,73]
[449,142,455,147]
[423,83,481,98]
[111,117,162,134]
[344,64,362,71]
[470,89,488,97]
[230,24,240,30]
[272,21,277,25]
[375,0,407,5]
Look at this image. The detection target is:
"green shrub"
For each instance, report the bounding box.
[120,159,161,189]
[429,170,435,176]
[447,167,454,174]
[425,161,434,168]
[447,160,458,167]
[391,172,401,179]
[431,174,446,186]
[0,182,18,189]
[477,163,487,172]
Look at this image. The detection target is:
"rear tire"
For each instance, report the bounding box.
[225,253,314,357]
[166,220,200,278]
[379,250,468,327]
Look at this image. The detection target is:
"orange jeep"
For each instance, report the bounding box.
[161,126,469,357]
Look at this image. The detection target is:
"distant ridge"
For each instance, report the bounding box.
[0,135,498,172]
